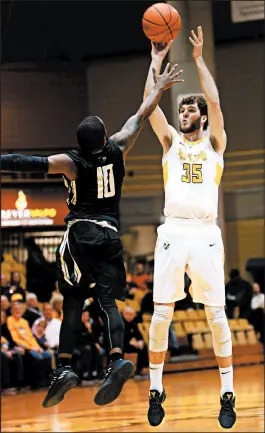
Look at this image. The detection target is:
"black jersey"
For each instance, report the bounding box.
[63,138,125,227]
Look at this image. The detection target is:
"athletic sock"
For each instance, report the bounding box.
[57,355,72,368]
[149,362,164,393]
[219,366,234,395]
[109,352,123,363]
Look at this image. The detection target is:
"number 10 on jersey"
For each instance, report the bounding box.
[97,164,115,198]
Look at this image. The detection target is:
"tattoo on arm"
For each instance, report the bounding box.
[112,114,144,156]
[112,83,164,156]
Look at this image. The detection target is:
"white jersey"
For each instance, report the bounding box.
[162,129,224,220]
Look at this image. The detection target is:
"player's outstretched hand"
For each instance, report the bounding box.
[153,62,184,90]
[189,26,203,60]
[151,40,173,62]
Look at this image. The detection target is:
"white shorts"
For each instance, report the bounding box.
[153,218,225,306]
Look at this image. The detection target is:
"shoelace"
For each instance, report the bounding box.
[103,366,113,382]
[48,367,71,389]
[221,398,234,415]
[48,371,58,389]
[150,395,163,413]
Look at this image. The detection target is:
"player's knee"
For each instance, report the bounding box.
[205,306,232,357]
[149,304,174,352]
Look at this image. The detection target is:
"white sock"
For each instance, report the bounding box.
[219,366,234,396]
[149,362,164,393]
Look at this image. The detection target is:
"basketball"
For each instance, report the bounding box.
[142,3,181,44]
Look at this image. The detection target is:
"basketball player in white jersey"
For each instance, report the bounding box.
[143,26,236,429]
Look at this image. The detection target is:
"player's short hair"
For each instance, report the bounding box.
[229,269,240,279]
[179,94,208,130]
[76,116,106,153]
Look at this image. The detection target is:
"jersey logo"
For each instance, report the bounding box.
[209,243,215,247]
[97,156,107,164]
[163,242,170,250]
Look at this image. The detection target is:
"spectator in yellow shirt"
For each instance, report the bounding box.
[7,303,52,388]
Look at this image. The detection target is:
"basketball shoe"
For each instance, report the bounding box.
[218,392,236,428]
[147,389,166,426]
[42,366,79,408]
[94,358,134,405]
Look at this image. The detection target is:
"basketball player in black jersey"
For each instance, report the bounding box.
[1,63,184,408]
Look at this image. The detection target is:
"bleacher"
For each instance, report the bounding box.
[122,306,263,374]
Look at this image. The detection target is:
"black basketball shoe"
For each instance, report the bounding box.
[218,392,236,429]
[42,366,79,408]
[147,389,167,426]
[94,359,135,406]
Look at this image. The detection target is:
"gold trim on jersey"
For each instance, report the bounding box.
[215,163,223,185]
[182,135,206,146]
[163,160,169,188]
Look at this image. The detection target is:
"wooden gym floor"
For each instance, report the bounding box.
[1,364,264,432]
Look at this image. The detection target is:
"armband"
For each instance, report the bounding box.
[1,154,49,173]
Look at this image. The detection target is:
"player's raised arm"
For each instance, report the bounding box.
[189,26,227,155]
[110,63,184,158]
[143,41,182,153]
[0,152,77,180]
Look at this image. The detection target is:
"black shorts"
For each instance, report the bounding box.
[56,220,126,301]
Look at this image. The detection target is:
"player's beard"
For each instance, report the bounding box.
[179,116,201,134]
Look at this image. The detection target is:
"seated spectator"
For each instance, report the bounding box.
[124,261,133,284]
[140,282,154,315]
[0,274,11,297]
[10,293,25,304]
[5,293,25,318]
[8,271,26,302]
[73,310,105,384]
[1,310,25,394]
[6,303,52,388]
[122,306,149,379]
[22,293,42,327]
[225,269,252,319]
[52,294,64,321]
[249,282,264,343]
[32,319,50,350]
[33,303,61,350]
[131,262,151,293]
[32,319,56,369]
[1,295,11,316]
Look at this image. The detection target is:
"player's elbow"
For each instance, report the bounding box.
[208,99,221,110]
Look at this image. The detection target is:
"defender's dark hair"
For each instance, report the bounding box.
[229,269,240,280]
[179,95,208,130]
[76,116,106,153]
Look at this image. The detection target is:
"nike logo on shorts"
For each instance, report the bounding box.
[209,243,215,247]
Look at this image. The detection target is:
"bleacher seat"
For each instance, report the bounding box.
[192,333,205,350]
[185,309,200,320]
[197,309,206,319]
[173,310,188,321]
[194,320,209,332]
[182,321,197,334]
[236,330,248,345]
[142,313,152,322]
[173,322,186,337]
[246,329,259,344]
